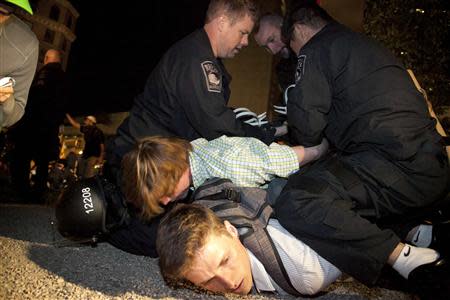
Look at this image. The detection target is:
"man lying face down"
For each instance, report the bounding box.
[156,203,342,296]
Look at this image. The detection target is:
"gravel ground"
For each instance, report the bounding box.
[0,204,415,300]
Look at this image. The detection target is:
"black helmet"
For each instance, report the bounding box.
[55,177,109,243]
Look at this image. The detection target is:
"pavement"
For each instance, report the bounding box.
[0,203,416,300]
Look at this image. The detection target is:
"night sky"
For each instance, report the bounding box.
[66,1,210,114]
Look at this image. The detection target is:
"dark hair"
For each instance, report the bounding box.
[281,0,333,42]
[205,0,260,24]
[254,13,283,35]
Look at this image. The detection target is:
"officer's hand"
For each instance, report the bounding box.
[316,138,329,159]
[274,124,288,137]
[0,86,14,103]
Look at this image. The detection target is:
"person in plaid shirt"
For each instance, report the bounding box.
[121,135,328,219]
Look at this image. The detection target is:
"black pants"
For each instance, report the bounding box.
[274,149,449,285]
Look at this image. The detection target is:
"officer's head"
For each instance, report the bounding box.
[157,203,253,295]
[254,13,290,59]
[204,0,260,58]
[282,0,333,54]
[0,0,33,15]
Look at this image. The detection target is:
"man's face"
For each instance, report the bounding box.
[159,168,191,205]
[183,221,253,295]
[83,118,93,126]
[217,13,254,58]
[254,23,289,58]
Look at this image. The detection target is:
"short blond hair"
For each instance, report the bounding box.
[205,0,260,24]
[121,136,192,219]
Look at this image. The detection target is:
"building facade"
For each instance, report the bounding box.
[15,0,79,70]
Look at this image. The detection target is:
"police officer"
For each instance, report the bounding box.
[102,0,286,257]
[254,13,297,92]
[273,1,450,297]
[109,0,283,163]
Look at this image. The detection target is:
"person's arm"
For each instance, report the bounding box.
[65,113,81,129]
[287,50,332,147]
[180,60,275,144]
[1,39,38,128]
[291,138,329,167]
[98,143,105,163]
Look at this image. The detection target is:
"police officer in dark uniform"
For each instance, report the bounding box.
[103,0,284,257]
[273,1,450,297]
[110,1,280,162]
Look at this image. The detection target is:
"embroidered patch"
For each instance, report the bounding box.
[295,55,306,83]
[201,61,222,93]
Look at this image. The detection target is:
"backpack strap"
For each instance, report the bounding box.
[243,227,301,296]
[193,178,302,296]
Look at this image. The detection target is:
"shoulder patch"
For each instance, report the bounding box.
[201,61,222,93]
[295,55,306,84]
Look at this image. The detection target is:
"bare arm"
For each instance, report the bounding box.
[65,113,81,129]
[292,138,329,167]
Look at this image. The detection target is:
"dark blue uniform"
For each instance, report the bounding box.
[275,22,449,285]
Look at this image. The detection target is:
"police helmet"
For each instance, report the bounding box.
[55,177,109,243]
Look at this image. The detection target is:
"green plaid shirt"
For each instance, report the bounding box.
[190,136,299,188]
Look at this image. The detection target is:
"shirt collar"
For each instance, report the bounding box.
[246,249,277,294]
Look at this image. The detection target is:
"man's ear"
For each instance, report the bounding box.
[224,220,239,238]
[292,23,304,39]
[218,14,228,32]
[293,23,314,42]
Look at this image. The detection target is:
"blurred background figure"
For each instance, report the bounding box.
[0,0,38,131]
[9,49,67,202]
[65,113,104,179]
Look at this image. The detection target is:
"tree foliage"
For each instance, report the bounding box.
[364,0,450,113]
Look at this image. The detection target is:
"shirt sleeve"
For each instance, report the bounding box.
[190,136,298,188]
[1,38,38,128]
[266,142,299,178]
[287,50,331,147]
[178,60,275,144]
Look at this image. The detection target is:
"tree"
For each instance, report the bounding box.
[364,0,450,114]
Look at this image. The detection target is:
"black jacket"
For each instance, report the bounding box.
[111,28,275,159]
[288,22,442,161]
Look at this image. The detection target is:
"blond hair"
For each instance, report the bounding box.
[205,0,260,24]
[121,136,192,219]
[156,204,229,282]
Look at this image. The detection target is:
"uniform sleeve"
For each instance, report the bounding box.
[178,60,275,144]
[1,39,38,128]
[287,51,331,147]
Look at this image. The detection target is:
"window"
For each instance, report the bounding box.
[65,13,72,29]
[61,37,67,52]
[44,29,55,43]
[49,5,60,21]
